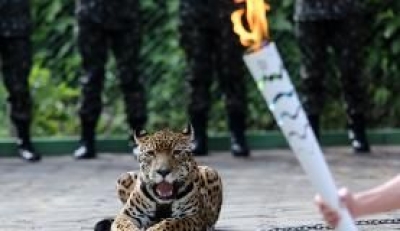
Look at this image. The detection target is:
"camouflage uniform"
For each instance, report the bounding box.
[0,0,40,161]
[179,0,249,157]
[295,0,370,152]
[74,0,145,159]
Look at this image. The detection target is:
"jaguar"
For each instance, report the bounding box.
[95,127,223,231]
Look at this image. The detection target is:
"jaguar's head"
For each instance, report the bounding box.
[134,126,196,202]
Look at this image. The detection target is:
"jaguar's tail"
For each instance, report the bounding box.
[94,218,114,231]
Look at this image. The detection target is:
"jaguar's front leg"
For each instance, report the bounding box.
[111,214,141,231]
[112,183,156,231]
[116,171,138,204]
[146,216,205,231]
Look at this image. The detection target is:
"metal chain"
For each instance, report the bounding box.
[259,218,400,231]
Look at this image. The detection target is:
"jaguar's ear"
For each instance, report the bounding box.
[133,129,147,143]
[182,123,194,141]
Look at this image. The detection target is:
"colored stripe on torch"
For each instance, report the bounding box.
[230,1,358,230]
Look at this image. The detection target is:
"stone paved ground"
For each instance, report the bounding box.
[1,146,400,231]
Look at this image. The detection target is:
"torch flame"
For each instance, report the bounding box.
[231,0,270,52]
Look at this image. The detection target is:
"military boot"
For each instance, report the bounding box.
[189,112,208,156]
[13,119,41,162]
[347,114,370,153]
[74,118,97,159]
[228,112,249,157]
[130,133,140,160]
[128,118,146,160]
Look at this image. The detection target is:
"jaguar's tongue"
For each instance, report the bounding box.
[155,182,174,198]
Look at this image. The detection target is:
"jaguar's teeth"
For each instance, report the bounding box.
[156,189,173,197]
[155,182,174,199]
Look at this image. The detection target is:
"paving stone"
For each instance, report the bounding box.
[1,146,400,231]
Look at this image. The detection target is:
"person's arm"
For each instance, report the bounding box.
[352,174,400,217]
[315,175,400,227]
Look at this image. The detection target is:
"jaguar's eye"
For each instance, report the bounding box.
[172,150,182,156]
[146,150,155,156]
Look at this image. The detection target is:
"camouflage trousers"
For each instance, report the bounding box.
[295,17,369,117]
[179,24,248,117]
[77,21,146,129]
[0,36,32,124]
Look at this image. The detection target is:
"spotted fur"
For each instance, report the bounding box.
[100,127,223,231]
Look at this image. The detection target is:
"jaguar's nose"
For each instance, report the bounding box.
[156,169,171,177]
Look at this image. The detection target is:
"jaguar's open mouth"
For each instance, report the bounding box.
[153,181,175,200]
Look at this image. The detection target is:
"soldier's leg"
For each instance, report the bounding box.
[333,17,370,153]
[179,1,214,156]
[1,36,40,162]
[179,25,214,156]
[109,24,146,156]
[295,21,328,140]
[215,22,249,157]
[74,22,108,159]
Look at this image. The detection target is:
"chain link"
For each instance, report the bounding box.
[258,218,400,231]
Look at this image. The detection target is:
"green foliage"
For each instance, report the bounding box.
[0,0,398,137]
[364,1,400,127]
[29,64,80,136]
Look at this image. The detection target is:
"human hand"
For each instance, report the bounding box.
[314,188,357,228]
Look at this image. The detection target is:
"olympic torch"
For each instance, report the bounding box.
[230,1,357,230]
